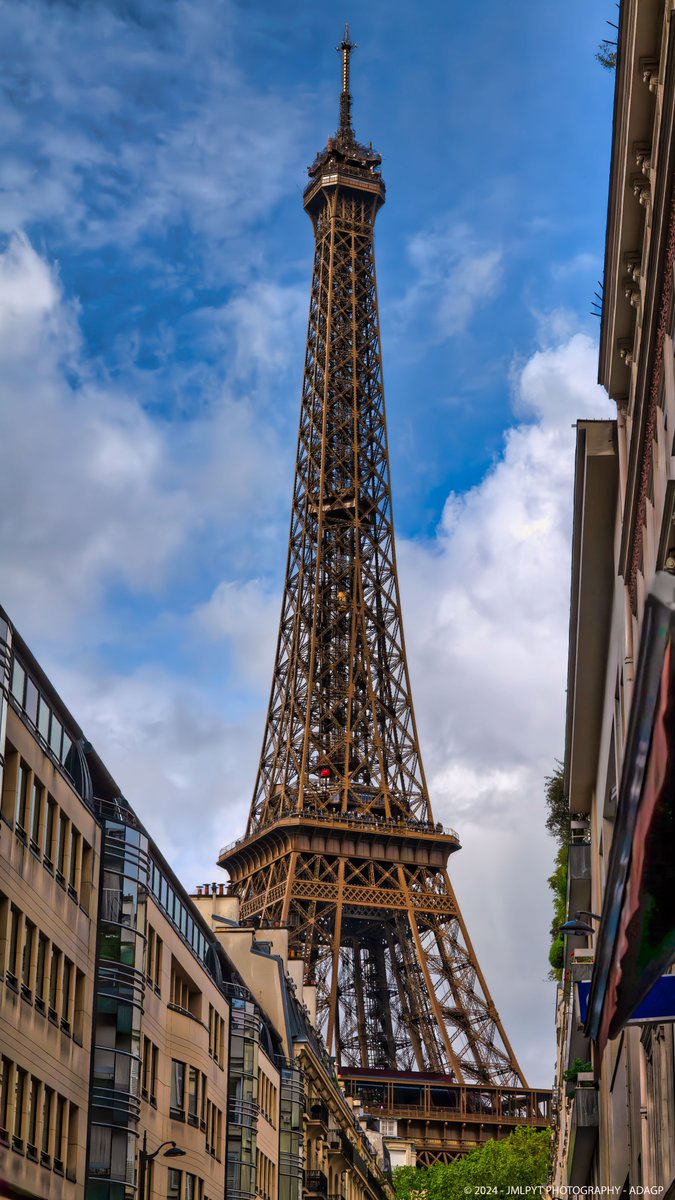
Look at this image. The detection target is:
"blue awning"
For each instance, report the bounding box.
[579,974,675,1026]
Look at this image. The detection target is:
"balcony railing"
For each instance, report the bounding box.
[220,808,458,860]
[305,1172,328,1197]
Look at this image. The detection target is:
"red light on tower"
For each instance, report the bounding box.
[320,768,331,778]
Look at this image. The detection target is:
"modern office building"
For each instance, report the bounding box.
[0,606,393,1200]
[552,0,675,1187]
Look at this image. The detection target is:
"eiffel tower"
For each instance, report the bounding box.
[219,28,526,1099]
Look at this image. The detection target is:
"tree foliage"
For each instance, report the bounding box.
[544,761,568,980]
[544,761,567,845]
[596,39,617,70]
[393,1128,551,1200]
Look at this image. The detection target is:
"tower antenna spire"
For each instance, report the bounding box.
[338,22,357,134]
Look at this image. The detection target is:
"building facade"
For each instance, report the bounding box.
[553,0,675,1187]
[0,607,393,1200]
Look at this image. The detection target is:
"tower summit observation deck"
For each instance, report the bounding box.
[219,28,527,1099]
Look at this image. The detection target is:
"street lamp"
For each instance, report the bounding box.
[138,1132,186,1200]
[558,910,602,936]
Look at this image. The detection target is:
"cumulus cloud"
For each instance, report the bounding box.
[0,0,307,266]
[393,218,503,342]
[394,330,613,1082]
[194,579,281,690]
[50,660,257,890]
[0,234,289,635]
[0,228,613,1083]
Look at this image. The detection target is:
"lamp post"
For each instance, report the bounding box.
[138,1132,186,1200]
[558,910,603,936]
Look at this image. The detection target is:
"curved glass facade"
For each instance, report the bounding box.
[226,994,261,1200]
[87,805,149,1200]
[279,1066,304,1200]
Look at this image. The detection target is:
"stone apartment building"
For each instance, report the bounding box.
[552,0,675,1187]
[0,606,394,1200]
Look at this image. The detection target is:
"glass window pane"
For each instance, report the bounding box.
[49,716,62,758]
[38,698,50,742]
[44,800,56,860]
[24,678,38,724]
[10,659,25,705]
[61,732,72,767]
[30,783,42,844]
[16,764,29,829]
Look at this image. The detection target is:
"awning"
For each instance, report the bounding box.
[586,572,675,1053]
[578,974,675,1025]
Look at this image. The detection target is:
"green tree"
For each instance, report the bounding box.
[544,760,567,845]
[596,39,617,70]
[544,761,568,979]
[393,1129,551,1199]
[547,843,568,979]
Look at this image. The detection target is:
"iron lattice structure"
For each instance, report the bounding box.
[220,32,526,1089]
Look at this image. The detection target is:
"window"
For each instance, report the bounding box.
[81,841,93,913]
[146,926,163,992]
[62,960,73,1032]
[73,970,85,1044]
[54,1094,66,1169]
[44,799,56,865]
[68,829,80,897]
[170,1061,185,1118]
[25,678,38,726]
[66,1104,78,1181]
[15,764,29,834]
[142,1037,158,1104]
[49,714,62,759]
[0,1058,10,1135]
[168,1169,182,1200]
[41,1087,53,1158]
[185,1174,199,1200]
[188,1067,199,1124]
[208,1005,225,1066]
[27,1077,40,1152]
[206,1100,222,1158]
[21,921,34,994]
[13,1068,26,1147]
[35,935,48,1004]
[30,781,42,850]
[7,906,20,986]
[170,959,201,1018]
[10,660,25,706]
[48,947,61,1016]
[56,814,68,882]
[61,732,73,771]
[37,697,50,744]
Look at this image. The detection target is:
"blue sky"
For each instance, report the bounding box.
[0,0,617,1084]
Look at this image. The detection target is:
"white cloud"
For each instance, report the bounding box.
[394,218,503,342]
[194,579,280,689]
[551,251,602,280]
[0,234,289,636]
[394,329,614,1083]
[50,660,256,890]
[0,230,614,1086]
[0,1,307,266]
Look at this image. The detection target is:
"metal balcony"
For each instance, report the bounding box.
[304,1171,328,1197]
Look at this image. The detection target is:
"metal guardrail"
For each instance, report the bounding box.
[220,809,458,860]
